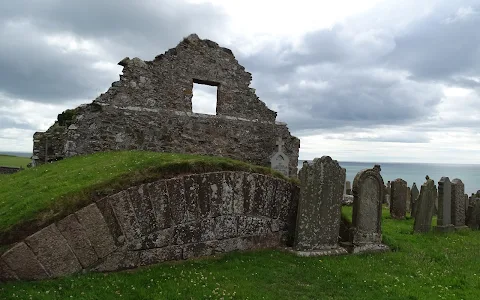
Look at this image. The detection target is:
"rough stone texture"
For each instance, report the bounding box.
[1,242,48,280]
[32,34,300,176]
[406,187,412,214]
[411,183,420,217]
[24,224,82,277]
[390,178,408,219]
[294,157,346,251]
[56,214,99,268]
[75,203,117,258]
[436,177,454,232]
[451,178,468,229]
[350,165,388,253]
[466,197,480,230]
[345,181,352,195]
[1,171,298,281]
[413,177,437,233]
[0,166,22,174]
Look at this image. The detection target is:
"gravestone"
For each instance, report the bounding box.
[466,197,480,230]
[411,183,419,218]
[293,156,347,256]
[270,137,290,177]
[349,165,389,253]
[451,179,468,230]
[435,177,454,232]
[390,178,407,219]
[385,194,391,208]
[413,176,437,233]
[406,187,412,214]
[384,181,391,204]
[345,181,352,195]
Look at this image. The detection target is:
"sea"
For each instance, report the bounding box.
[298,160,480,195]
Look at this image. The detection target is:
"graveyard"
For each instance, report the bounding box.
[0,34,480,299]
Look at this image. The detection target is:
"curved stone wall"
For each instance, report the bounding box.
[0,172,299,281]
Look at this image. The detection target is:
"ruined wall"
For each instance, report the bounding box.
[33,34,300,175]
[0,172,299,281]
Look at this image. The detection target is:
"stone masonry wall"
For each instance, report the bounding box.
[0,171,299,281]
[33,34,300,175]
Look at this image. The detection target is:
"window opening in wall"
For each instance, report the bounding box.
[191,79,218,115]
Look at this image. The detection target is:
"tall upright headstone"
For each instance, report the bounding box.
[411,183,420,218]
[390,178,407,219]
[466,197,480,230]
[436,177,454,232]
[293,156,348,256]
[350,165,389,253]
[406,187,412,214]
[451,179,468,230]
[270,137,290,177]
[413,176,437,233]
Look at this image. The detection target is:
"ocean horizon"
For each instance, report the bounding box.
[299,160,480,195]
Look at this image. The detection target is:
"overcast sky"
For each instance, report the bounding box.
[0,0,479,163]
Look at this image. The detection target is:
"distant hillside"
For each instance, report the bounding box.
[0,154,31,168]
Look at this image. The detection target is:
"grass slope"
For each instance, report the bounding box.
[1,208,479,300]
[0,155,30,168]
[0,151,290,246]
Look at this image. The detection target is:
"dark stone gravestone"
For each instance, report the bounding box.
[451,179,468,230]
[293,156,348,256]
[413,176,437,233]
[411,183,420,218]
[349,165,389,253]
[435,177,454,232]
[467,197,480,230]
[390,178,407,219]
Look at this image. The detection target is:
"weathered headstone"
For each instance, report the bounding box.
[413,176,437,233]
[411,183,419,218]
[345,181,352,195]
[390,178,407,219]
[406,187,412,214]
[293,156,347,256]
[349,165,389,253]
[270,137,290,177]
[384,181,391,204]
[451,178,468,230]
[466,197,480,230]
[435,177,454,232]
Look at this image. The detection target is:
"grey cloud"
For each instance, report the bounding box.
[0,0,227,104]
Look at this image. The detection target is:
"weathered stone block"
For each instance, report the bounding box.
[220,172,235,215]
[1,242,48,280]
[96,196,126,246]
[173,219,215,245]
[183,242,217,259]
[166,177,187,224]
[411,183,420,217]
[451,179,467,229]
[132,228,174,250]
[24,224,82,277]
[0,258,18,281]
[184,175,200,221]
[139,246,183,266]
[56,214,98,268]
[214,215,237,240]
[233,172,245,214]
[146,180,172,229]
[197,174,212,218]
[76,203,117,258]
[436,177,454,232]
[242,173,256,214]
[127,184,158,234]
[237,216,271,236]
[91,247,140,272]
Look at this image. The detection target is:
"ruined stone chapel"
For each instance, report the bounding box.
[33,34,300,175]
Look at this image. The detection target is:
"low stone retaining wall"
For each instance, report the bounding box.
[0,167,22,175]
[0,171,299,281]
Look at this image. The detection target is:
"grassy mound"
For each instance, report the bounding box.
[1,207,479,299]
[0,154,30,168]
[0,151,292,247]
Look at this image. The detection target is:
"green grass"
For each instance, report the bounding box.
[0,151,292,246]
[1,208,479,300]
[0,155,30,168]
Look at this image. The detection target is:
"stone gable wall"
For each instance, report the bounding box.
[33,34,300,174]
[0,171,299,281]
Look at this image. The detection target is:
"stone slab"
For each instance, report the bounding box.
[1,242,49,280]
[76,203,117,258]
[0,258,18,281]
[56,214,99,268]
[287,247,349,257]
[24,224,82,277]
[146,180,173,228]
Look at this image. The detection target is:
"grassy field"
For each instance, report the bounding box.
[0,155,30,168]
[0,151,290,246]
[1,207,479,299]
